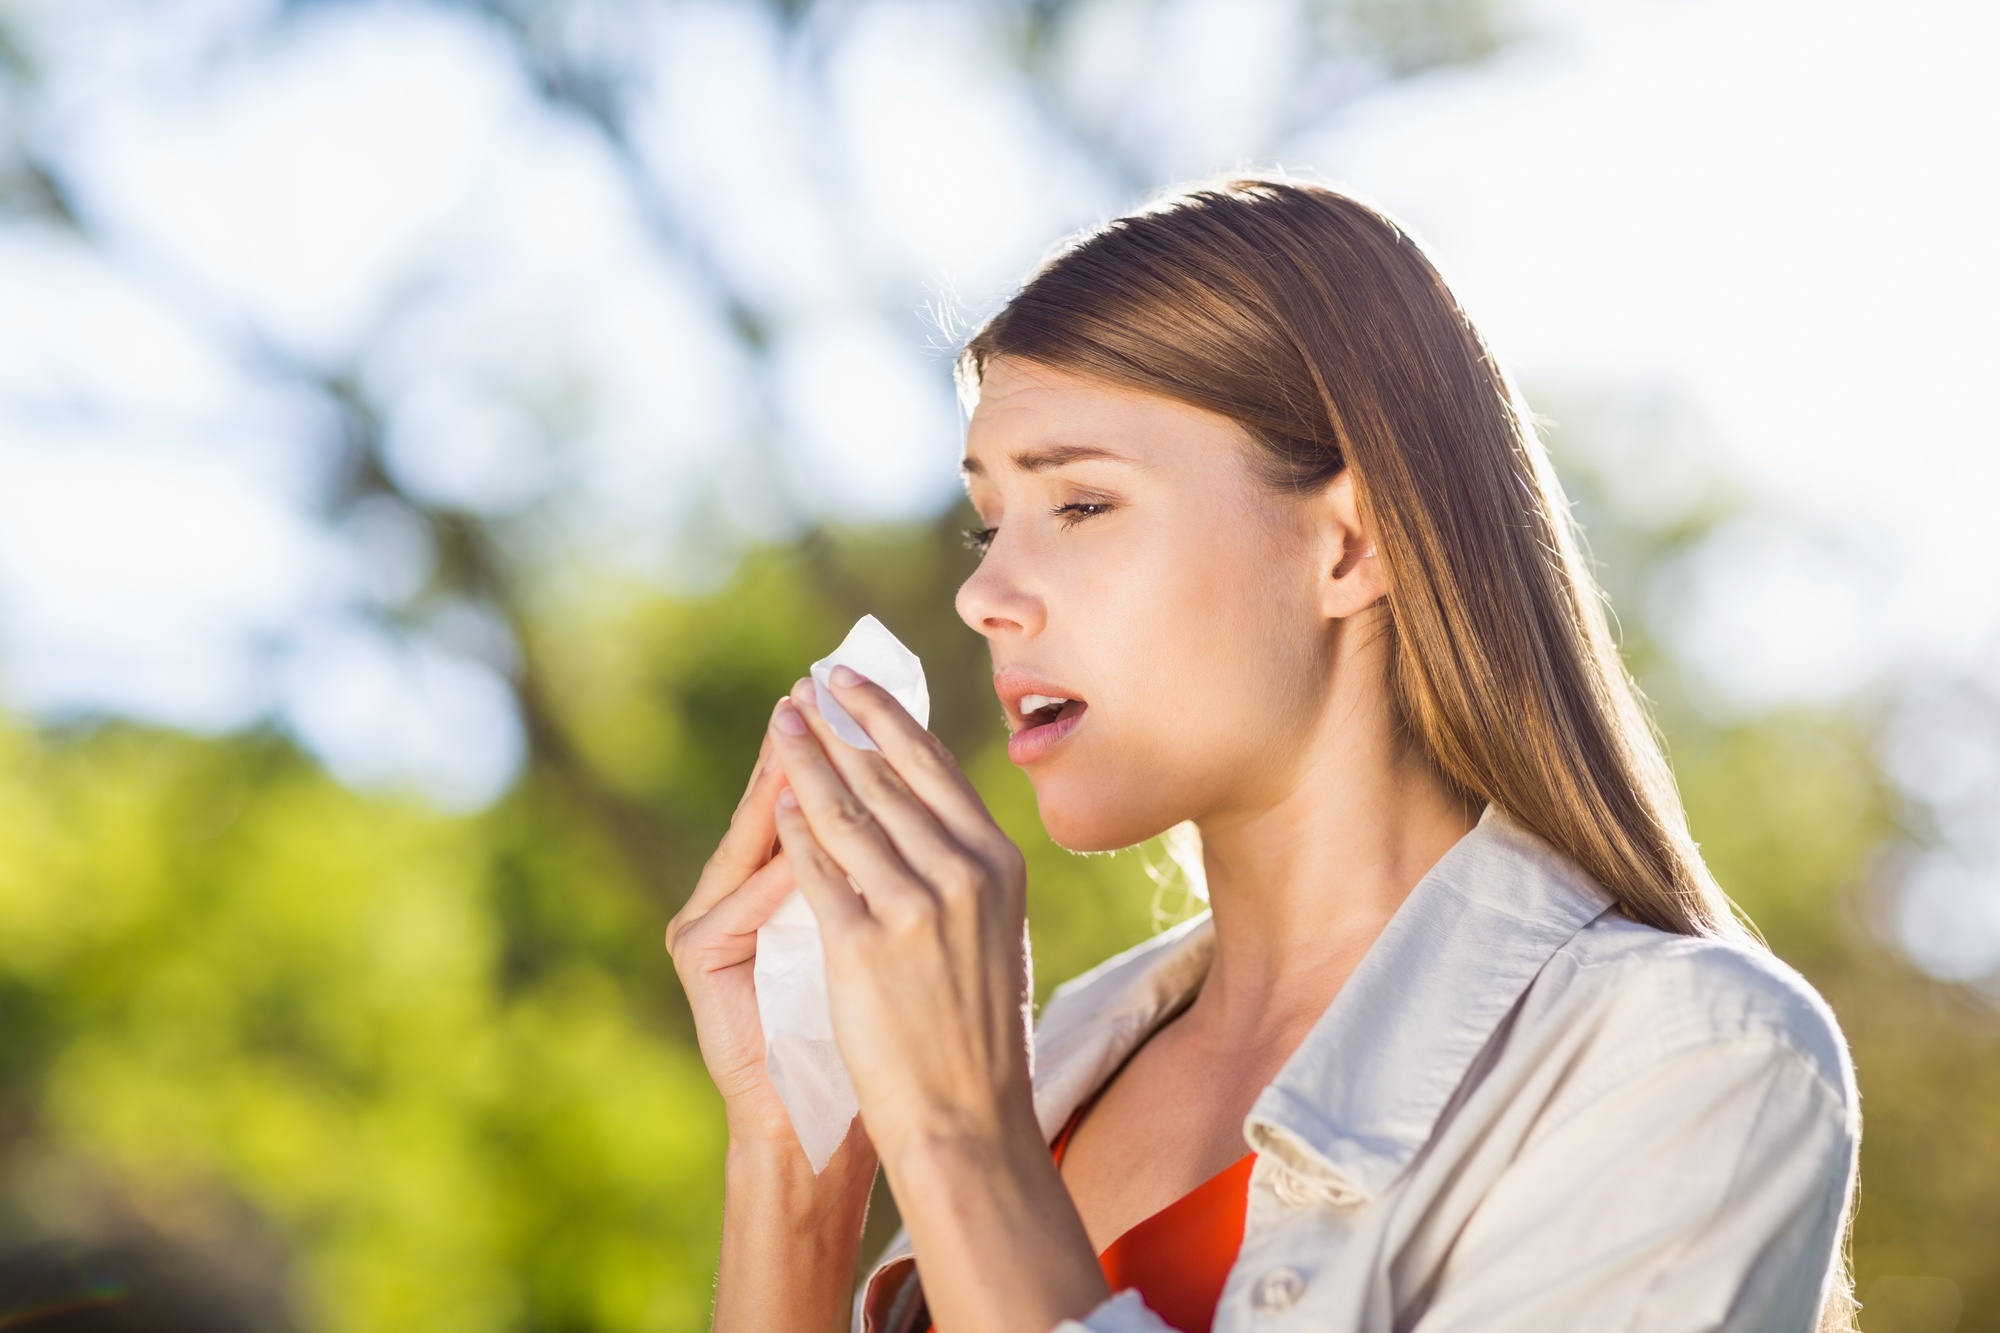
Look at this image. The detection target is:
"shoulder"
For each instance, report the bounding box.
[1524,915,1855,1110]
[1038,911,1213,1033]
[1026,914,1216,1141]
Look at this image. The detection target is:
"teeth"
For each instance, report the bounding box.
[1020,693,1070,716]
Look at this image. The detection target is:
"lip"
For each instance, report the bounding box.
[993,667,1089,766]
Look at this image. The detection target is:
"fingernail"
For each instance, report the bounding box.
[777,788,798,809]
[831,664,863,688]
[791,677,816,707]
[774,702,807,735]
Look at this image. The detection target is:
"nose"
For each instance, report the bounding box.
[956,538,1046,641]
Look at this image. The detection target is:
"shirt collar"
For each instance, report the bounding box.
[1030,910,1215,1141]
[1247,806,1612,1201]
[1029,806,1613,1201]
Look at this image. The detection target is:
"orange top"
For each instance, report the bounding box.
[918,1103,1254,1333]
[1052,1105,1255,1333]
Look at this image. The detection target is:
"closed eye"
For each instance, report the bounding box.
[965,502,1113,554]
[1054,501,1114,527]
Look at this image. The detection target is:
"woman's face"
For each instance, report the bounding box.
[957,356,1360,852]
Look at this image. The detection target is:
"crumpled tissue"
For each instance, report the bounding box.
[756,615,929,1171]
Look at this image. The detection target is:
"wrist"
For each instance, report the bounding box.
[862,1061,1041,1173]
[716,1123,879,1333]
[723,1099,806,1155]
[876,1102,1110,1333]
[877,1097,1046,1209]
[726,1121,877,1226]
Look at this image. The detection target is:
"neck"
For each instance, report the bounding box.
[1189,624,1479,1042]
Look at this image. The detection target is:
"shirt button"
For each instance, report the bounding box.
[1272,1170,1316,1208]
[1251,1267,1307,1314]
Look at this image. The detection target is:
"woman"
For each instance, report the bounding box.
[667,180,1858,1333]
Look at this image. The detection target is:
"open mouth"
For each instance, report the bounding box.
[1000,680,1089,765]
[1016,693,1086,733]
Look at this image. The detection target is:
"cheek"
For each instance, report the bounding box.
[1032,504,1322,849]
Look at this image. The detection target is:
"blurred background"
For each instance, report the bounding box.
[0,0,1995,1329]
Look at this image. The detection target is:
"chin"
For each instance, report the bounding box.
[1030,769,1177,854]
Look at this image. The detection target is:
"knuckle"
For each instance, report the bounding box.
[935,855,986,905]
[884,893,938,940]
[723,793,759,832]
[977,838,1026,884]
[854,760,907,803]
[826,796,876,836]
[664,916,699,966]
[701,841,747,879]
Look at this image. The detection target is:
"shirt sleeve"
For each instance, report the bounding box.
[1409,1033,1856,1333]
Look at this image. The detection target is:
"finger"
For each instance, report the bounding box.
[769,698,936,921]
[772,789,872,938]
[736,729,776,808]
[680,710,787,919]
[668,851,798,961]
[788,678,996,893]
[695,851,796,939]
[808,671,1009,859]
[715,724,784,863]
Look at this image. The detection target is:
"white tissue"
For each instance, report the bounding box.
[755,614,930,1171]
[809,614,930,752]
[753,889,855,1172]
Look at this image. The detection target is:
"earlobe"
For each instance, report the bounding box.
[1327,540,1387,618]
[1312,469,1387,617]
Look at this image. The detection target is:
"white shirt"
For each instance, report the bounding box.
[856,807,1858,1333]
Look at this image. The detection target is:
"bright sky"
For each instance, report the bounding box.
[1,0,1994,846]
[1314,0,2000,712]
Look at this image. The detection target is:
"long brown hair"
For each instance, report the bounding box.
[962,176,1859,1332]
[962,177,1730,937]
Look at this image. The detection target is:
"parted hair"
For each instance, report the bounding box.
[961,178,1730,936]
[959,177,1858,1332]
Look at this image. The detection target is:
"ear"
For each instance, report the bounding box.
[1311,469,1387,620]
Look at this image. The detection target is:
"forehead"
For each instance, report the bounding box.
[968,358,1123,429]
[961,358,1245,476]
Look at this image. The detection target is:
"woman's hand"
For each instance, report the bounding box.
[670,719,880,1333]
[665,729,805,1144]
[767,670,1110,1333]
[767,669,1036,1164]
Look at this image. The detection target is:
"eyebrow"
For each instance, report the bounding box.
[959,444,1142,477]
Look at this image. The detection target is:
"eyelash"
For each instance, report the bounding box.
[962,502,1115,555]
[1055,501,1113,527]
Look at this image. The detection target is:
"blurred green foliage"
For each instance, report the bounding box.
[2,492,1997,1331]
[0,520,1166,1332]
[8,1,1985,1328]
